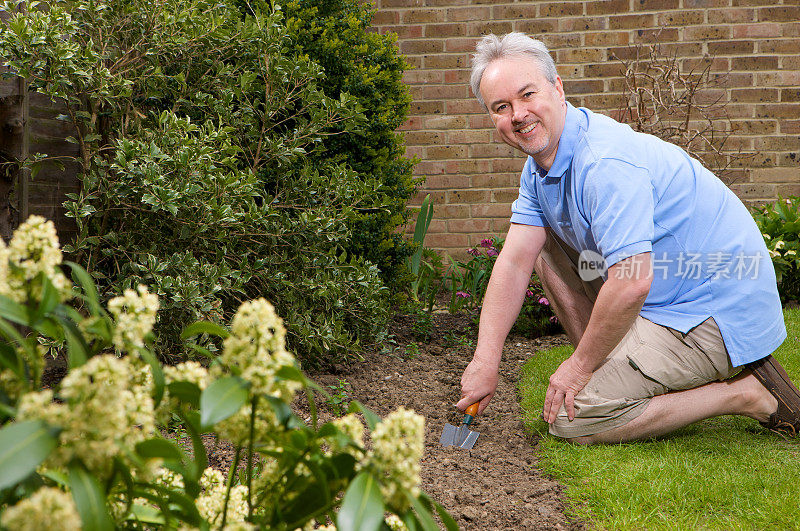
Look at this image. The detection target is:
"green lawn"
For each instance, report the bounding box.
[519,308,800,530]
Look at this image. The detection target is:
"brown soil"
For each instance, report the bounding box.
[309,311,582,531]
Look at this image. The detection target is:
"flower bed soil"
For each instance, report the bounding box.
[307,311,582,530]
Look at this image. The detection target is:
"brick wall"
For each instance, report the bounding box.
[370,0,800,257]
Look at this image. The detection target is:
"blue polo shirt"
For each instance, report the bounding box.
[511,103,786,366]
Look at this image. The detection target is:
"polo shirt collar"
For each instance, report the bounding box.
[532,101,580,179]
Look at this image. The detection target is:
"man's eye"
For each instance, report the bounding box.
[495,104,508,112]
[524,91,535,98]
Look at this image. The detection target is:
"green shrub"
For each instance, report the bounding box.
[0,0,392,367]
[753,196,800,303]
[282,0,418,295]
[0,215,455,530]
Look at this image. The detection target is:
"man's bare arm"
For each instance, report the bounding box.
[542,252,653,423]
[457,224,547,414]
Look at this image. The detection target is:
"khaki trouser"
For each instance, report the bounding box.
[539,232,738,438]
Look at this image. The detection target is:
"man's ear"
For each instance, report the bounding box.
[553,76,566,103]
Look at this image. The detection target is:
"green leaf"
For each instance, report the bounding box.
[136,346,165,407]
[180,321,230,340]
[35,275,59,319]
[0,294,29,326]
[336,471,384,531]
[65,262,101,315]
[199,376,248,429]
[424,493,459,531]
[0,420,59,490]
[409,491,445,531]
[56,315,89,369]
[135,438,184,461]
[127,503,166,525]
[68,465,114,531]
[347,401,381,431]
[168,381,201,408]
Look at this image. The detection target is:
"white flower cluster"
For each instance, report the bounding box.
[330,413,364,458]
[17,355,156,476]
[0,487,81,531]
[368,407,425,512]
[196,468,250,527]
[164,361,210,390]
[384,514,408,531]
[218,298,300,400]
[108,285,160,350]
[0,215,71,303]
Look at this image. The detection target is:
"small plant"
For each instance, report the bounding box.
[409,307,434,341]
[512,284,561,338]
[326,378,352,417]
[445,237,503,312]
[754,196,800,303]
[405,342,421,359]
[443,331,474,349]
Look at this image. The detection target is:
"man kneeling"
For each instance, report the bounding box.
[456,33,800,443]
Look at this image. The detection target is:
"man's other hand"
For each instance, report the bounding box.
[457,357,499,415]
[542,355,593,423]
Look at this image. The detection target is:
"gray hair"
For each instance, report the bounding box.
[470,32,558,110]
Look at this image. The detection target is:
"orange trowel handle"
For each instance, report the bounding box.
[463,402,479,426]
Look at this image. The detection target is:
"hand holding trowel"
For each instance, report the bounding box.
[439,402,480,449]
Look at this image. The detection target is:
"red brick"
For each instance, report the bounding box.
[492,4,537,19]
[400,116,423,131]
[732,0,783,5]
[446,99,484,114]
[372,10,399,25]
[634,0,679,10]
[730,120,778,135]
[410,101,445,115]
[428,145,468,160]
[563,79,605,95]
[403,69,443,84]
[423,84,467,100]
[492,158,526,172]
[584,62,626,77]
[544,33,583,50]
[634,28,679,43]
[404,130,445,145]
[471,203,512,218]
[446,159,492,174]
[658,10,706,26]
[469,115,494,129]
[781,89,800,103]
[751,168,800,183]
[401,39,444,54]
[472,173,518,188]
[754,136,800,151]
[557,48,606,63]
[586,0,630,15]
[559,16,608,31]
[608,13,656,30]
[444,69,470,84]
[780,22,800,38]
[378,25,423,39]
[758,40,800,53]
[424,115,468,129]
[730,183,776,199]
[423,54,468,69]
[758,6,800,22]
[378,0,423,6]
[733,23,781,38]
[776,184,800,197]
[424,23,464,38]
[437,205,471,219]
[447,189,491,204]
[538,2,584,17]
[400,9,446,24]
[425,233,469,248]
[757,71,800,87]
[448,218,492,233]
[447,6,490,22]
[470,143,518,158]
[514,19,560,34]
[707,8,754,24]
[684,25,732,40]
[730,88,780,103]
[707,40,756,54]
[491,188,520,203]
[464,21,513,37]
[684,0,729,6]
[492,219,512,233]
[445,37,481,53]
[413,161,447,175]
[424,174,472,189]
[447,130,491,144]
[585,31,631,46]
[731,56,778,71]
[777,152,800,164]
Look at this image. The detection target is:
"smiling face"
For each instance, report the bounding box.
[479,56,567,170]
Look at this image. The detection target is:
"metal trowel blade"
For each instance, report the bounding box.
[439,423,479,449]
[440,423,458,446]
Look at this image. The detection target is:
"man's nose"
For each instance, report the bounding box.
[511,102,527,123]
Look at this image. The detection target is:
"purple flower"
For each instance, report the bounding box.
[467,247,480,257]
[549,315,559,324]
[480,238,493,248]
[538,297,549,306]
[525,289,535,298]
[486,247,499,257]
[456,291,470,298]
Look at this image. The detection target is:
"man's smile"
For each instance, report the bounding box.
[516,121,539,135]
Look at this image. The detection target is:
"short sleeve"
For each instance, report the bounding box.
[510,158,549,227]
[582,158,654,267]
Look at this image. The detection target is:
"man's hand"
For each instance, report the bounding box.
[542,355,594,424]
[456,357,499,415]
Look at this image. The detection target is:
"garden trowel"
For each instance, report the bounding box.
[440,402,480,449]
